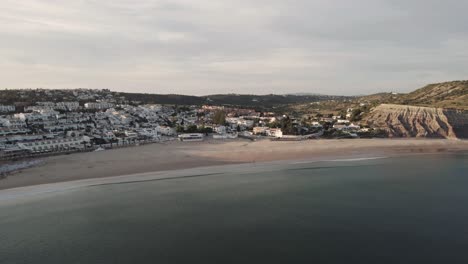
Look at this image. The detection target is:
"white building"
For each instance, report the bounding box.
[178,133,204,142]
[0,105,15,113]
[124,131,138,139]
[336,119,350,124]
[214,125,227,134]
[253,127,269,135]
[18,136,90,153]
[55,102,80,111]
[84,102,115,110]
[0,127,30,136]
[346,123,361,131]
[156,126,176,136]
[136,128,160,139]
[266,128,283,138]
[0,117,11,127]
[226,117,254,128]
[311,121,323,128]
[37,102,55,107]
[253,127,283,138]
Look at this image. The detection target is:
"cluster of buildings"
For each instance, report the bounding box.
[0,90,374,159]
[0,105,16,113]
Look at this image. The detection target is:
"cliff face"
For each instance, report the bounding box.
[445,109,468,138]
[364,104,468,138]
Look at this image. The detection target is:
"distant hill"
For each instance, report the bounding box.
[0,80,465,111]
[114,93,353,109]
[359,81,468,110]
[357,92,400,106]
[397,81,468,110]
[0,89,352,111]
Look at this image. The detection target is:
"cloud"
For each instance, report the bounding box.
[0,0,467,95]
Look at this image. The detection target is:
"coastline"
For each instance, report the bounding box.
[1,138,467,192]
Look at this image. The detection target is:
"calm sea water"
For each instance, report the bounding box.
[0,153,467,264]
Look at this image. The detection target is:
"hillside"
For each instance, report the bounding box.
[397,81,468,110]
[363,104,468,138]
[0,89,352,111]
[358,81,468,110]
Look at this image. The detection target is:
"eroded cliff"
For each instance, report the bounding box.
[364,104,468,138]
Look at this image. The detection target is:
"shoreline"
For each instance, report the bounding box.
[0,138,467,192]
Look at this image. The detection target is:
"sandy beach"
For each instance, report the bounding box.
[1,138,467,191]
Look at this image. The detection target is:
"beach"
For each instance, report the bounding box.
[1,138,467,191]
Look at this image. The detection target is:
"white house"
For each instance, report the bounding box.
[84,102,115,110]
[0,105,15,113]
[266,128,283,138]
[178,133,204,141]
[18,136,90,153]
[213,125,227,134]
[253,127,269,135]
[156,126,176,136]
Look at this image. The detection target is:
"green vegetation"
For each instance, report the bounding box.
[212,110,226,125]
[396,81,468,110]
[0,89,353,112]
[176,125,213,134]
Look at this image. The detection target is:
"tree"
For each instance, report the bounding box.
[213,110,226,125]
[350,109,363,121]
[186,125,198,133]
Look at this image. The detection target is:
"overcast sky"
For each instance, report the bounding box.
[1,0,467,95]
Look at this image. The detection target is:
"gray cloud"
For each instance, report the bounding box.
[0,0,467,95]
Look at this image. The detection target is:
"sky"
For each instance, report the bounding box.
[1,0,467,95]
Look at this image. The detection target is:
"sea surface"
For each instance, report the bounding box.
[0,153,467,264]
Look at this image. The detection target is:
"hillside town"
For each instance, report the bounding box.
[0,89,384,160]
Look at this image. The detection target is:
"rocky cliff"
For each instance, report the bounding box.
[364,104,468,138]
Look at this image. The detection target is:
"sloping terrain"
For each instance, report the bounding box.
[356,81,467,110]
[0,89,351,110]
[396,81,468,110]
[363,104,468,138]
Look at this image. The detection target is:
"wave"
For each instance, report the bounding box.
[323,157,387,162]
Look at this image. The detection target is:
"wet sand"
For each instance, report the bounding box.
[1,138,467,191]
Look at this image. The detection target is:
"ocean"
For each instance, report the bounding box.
[0,152,467,263]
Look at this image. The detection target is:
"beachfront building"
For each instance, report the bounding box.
[266,128,283,138]
[156,126,176,136]
[226,117,254,129]
[346,123,361,131]
[253,127,269,135]
[213,125,227,134]
[136,128,160,140]
[253,127,283,138]
[17,136,91,153]
[124,131,138,139]
[333,123,360,131]
[178,133,204,142]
